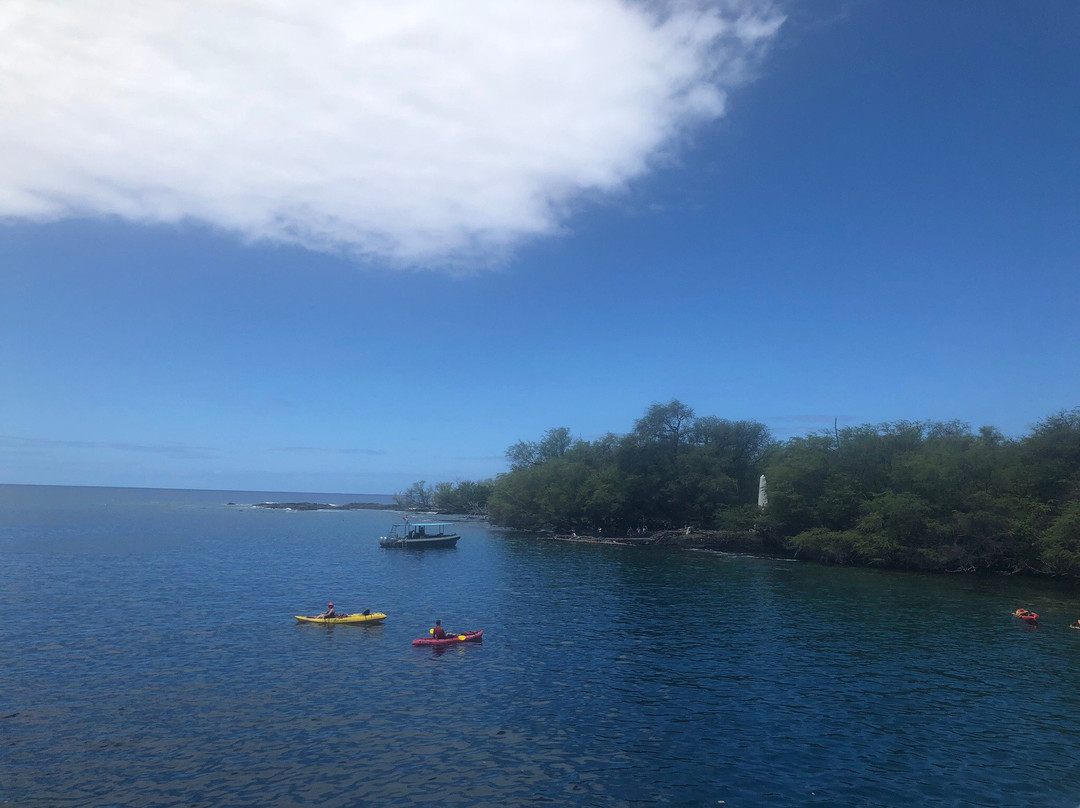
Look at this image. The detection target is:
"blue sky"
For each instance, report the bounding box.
[2,1,1078,495]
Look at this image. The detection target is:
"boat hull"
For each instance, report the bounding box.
[379,535,460,549]
[380,521,462,549]
[412,629,483,646]
[295,612,387,624]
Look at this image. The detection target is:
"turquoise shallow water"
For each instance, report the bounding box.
[2,484,1079,807]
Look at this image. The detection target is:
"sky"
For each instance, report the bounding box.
[1,0,1078,496]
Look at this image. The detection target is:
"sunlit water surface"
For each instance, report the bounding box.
[2,485,1079,807]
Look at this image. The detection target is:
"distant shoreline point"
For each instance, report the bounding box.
[245,501,399,511]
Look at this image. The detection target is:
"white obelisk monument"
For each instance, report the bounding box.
[757,474,768,509]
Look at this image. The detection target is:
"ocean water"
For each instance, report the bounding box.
[2,484,1079,807]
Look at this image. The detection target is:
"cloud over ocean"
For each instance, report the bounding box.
[0,1,783,267]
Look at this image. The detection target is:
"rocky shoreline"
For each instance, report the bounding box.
[543,528,775,554]
[246,501,398,511]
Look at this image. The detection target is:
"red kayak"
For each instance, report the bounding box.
[1019,613,1038,623]
[412,630,483,647]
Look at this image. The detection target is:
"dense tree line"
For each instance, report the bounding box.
[487,401,771,536]
[762,411,1080,575]
[468,401,1080,577]
[394,478,494,515]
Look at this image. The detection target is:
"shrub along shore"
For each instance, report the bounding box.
[400,401,1080,578]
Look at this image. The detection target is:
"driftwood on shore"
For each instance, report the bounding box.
[545,533,658,546]
[542,529,771,553]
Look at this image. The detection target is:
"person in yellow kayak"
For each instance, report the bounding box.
[316,602,336,619]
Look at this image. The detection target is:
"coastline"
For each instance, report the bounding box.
[542,528,771,553]
[248,501,399,511]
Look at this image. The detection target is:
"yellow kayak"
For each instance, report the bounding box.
[295,612,387,624]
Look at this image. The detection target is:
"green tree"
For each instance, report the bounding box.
[394,480,434,509]
[506,427,573,471]
[433,479,493,514]
[633,400,695,460]
[1019,408,1080,503]
[1041,500,1080,575]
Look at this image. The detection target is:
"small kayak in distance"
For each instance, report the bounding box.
[1013,609,1038,623]
[295,612,387,625]
[412,630,483,647]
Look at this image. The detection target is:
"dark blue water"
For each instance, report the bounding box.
[2,485,1079,807]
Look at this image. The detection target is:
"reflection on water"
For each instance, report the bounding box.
[1,485,1079,807]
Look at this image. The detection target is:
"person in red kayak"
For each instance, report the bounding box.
[431,619,447,639]
[317,602,336,619]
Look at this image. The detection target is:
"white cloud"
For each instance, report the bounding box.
[0,0,783,266]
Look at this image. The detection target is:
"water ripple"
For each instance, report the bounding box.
[2,489,1080,806]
